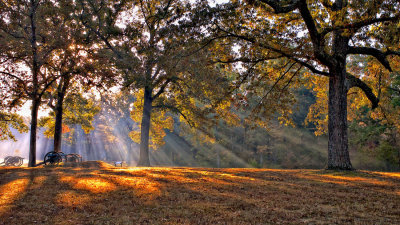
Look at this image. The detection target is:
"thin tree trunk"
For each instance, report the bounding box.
[53,76,69,153]
[397,148,400,169]
[171,150,174,166]
[216,146,220,168]
[137,87,152,166]
[242,124,246,152]
[28,98,40,167]
[327,68,353,170]
[28,0,39,167]
[85,132,92,160]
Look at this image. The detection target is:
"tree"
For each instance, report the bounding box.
[40,92,100,139]
[129,89,174,150]
[213,0,400,169]
[349,106,399,170]
[77,0,233,166]
[40,91,101,160]
[94,90,137,163]
[0,0,76,166]
[43,35,116,153]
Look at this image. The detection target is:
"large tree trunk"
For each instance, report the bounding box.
[327,67,353,170]
[137,87,152,166]
[28,98,40,167]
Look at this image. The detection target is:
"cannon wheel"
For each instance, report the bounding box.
[3,156,12,165]
[75,154,83,162]
[66,154,80,163]
[15,157,24,166]
[4,156,15,166]
[44,151,62,165]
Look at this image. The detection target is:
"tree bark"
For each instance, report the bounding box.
[325,29,353,170]
[53,76,69,153]
[216,146,220,168]
[327,68,353,170]
[28,98,40,167]
[28,0,39,167]
[137,87,152,166]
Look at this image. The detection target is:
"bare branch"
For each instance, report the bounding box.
[0,71,25,84]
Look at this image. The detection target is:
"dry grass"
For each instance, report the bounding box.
[0,161,399,224]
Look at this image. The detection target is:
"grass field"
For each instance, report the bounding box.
[0,161,399,224]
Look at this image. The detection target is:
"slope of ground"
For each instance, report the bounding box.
[0,164,399,224]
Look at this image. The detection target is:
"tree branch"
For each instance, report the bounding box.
[153,104,195,128]
[346,73,379,109]
[322,14,400,36]
[257,0,300,13]
[217,30,330,76]
[347,47,400,72]
[152,78,171,100]
[211,56,283,64]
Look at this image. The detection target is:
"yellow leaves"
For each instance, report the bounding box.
[278,108,294,127]
[215,100,240,127]
[305,74,329,135]
[130,89,174,149]
[305,54,400,137]
[0,112,28,141]
[176,96,198,126]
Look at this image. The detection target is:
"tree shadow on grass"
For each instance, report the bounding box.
[0,167,399,224]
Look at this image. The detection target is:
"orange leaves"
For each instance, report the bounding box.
[61,124,70,134]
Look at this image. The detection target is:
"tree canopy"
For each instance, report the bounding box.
[0,0,399,170]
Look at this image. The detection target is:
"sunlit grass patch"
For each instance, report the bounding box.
[104,174,161,199]
[0,166,399,224]
[0,178,29,215]
[370,171,400,179]
[56,191,91,207]
[60,176,116,193]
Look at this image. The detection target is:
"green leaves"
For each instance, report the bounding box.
[0,111,28,141]
[39,92,100,138]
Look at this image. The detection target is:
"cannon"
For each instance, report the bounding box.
[43,151,83,165]
[0,156,24,167]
